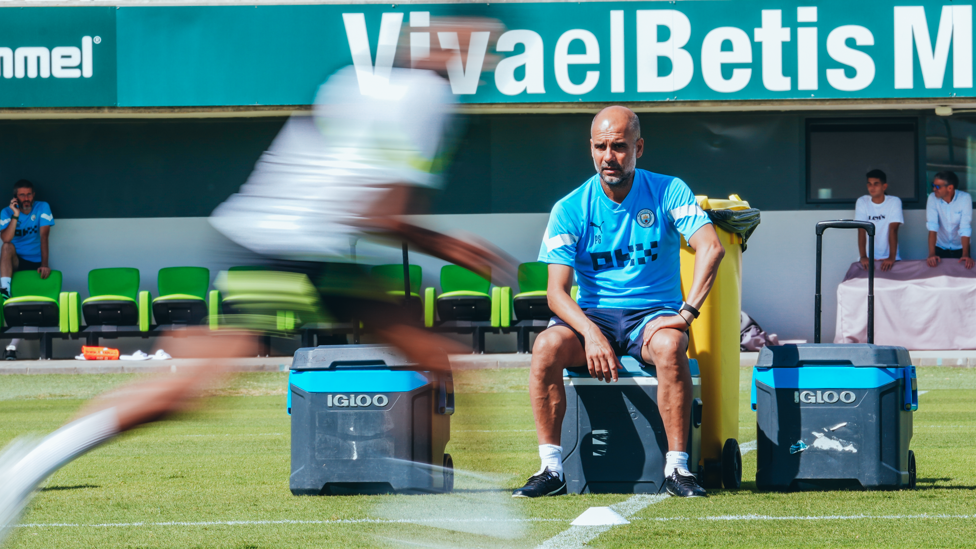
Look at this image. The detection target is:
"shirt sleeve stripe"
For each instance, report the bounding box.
[669,204,705,221]
[544,233,578,253]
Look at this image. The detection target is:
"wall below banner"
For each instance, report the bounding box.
[40,210,938,348]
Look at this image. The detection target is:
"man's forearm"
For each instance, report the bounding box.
[858,229,867,259]
[0,223,16,244]
[928,232,938,256]
[684,240,725,310]
[548,290,601,341]
[40,237,49,267]
[888,224,899,260]
[963,236,971,258]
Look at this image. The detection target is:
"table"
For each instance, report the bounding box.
[835,259,976,350]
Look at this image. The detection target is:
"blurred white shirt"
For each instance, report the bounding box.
[210,66,454,261]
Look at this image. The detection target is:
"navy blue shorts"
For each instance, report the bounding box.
[547,307,679,364]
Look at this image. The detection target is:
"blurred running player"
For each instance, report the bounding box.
[0,17,512,544]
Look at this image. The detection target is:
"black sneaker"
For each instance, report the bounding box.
[0,288,9,300]
[665,470,708,498]
[512,468,566,498]
[3,349,15,361]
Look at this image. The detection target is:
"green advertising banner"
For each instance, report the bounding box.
[0,7,116,107]
[2,1,976,107]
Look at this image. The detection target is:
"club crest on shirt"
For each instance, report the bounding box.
[636,209,655,228]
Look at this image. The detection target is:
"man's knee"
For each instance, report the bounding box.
[0,242,14,260]
[648,329,687,365]
[531,328,577,370]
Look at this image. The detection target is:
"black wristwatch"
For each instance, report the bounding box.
[679,302,700,319]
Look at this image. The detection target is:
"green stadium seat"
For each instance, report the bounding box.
[512,262,552,321]
[82,268,151,344]
[2,270,78,359]
[153,266,210,327]
[435,265,492,322]
[424,265,500,353]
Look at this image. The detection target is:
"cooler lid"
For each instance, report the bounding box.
[291,344,418,371]
[564,356,700,378]
[756,344,911,368]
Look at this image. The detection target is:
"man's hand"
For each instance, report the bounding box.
[961,256,975,270]
[37,266,50,279]
[9,199,19,215]
[584,329,620,383]
[881,257,896,272]
[642,315,689,351]
[859,257,870,270]
[927,255,941,267]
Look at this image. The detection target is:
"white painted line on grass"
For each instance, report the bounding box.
[20,512,974,532]
[17,517,564,529]
[634,513,976,522]
[536,493,669,549]
[183,433,283,438]
[739,440,757,456]
[918,391,928,396]
[455,429,536,433]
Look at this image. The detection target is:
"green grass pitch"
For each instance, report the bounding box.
[2,367,976,548]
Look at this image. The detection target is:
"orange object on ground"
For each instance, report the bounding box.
[81,346,120,360]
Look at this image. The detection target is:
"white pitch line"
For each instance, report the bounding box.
[634,513,976,522]
[536,493,669,549]
[739,440,757,456]
[917,391,928,396]
[455,429,536,433]
[17,517,563,529]
[19,512,974,532]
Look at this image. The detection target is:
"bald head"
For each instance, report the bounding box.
[591,106,641,142]
[590,106,644,189]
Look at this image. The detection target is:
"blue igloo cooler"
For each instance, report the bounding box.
[752,344,917,490]
[561,356,703,494]
[288,344,454,495]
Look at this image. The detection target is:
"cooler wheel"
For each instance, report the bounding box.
[908,450,917,490]
[443,453,455,493]
[722,438,742,490]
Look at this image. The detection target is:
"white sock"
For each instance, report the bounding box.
[1,278,10,291]
[6,339,19,351]
[664,451,691,477]
[538,444,563,478]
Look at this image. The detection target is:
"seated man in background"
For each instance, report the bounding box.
[926,171,974,269]
[855,169,903,272]
[0,179,55,360]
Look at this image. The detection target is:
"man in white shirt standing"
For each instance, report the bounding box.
[855,169,903,272]
[926,171,974,269]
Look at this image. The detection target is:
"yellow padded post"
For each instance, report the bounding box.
[58,292,69,333]
[208,290,221,330]
[500,287,512,328]
[138,291,151,332]
[68,292,80,333]
[490,287,500,328]
[424,287,435,328]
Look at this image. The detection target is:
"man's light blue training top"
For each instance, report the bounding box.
[0,201,55,263]
[538,169,711,310]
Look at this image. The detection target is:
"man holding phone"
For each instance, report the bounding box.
[0,179,55,360]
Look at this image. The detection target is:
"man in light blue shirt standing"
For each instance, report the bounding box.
[512,106,725,499]
[926,171,973,269]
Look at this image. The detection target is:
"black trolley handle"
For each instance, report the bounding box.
[815,220,875,345]
[402,242,411,307]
